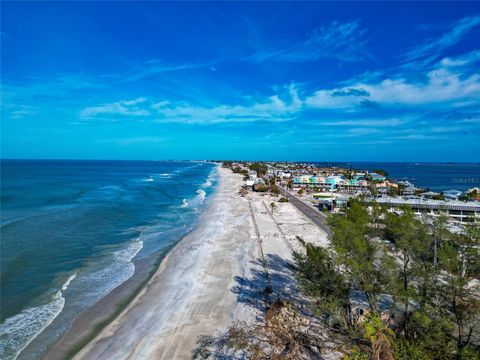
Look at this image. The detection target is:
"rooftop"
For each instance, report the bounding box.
[369,196,480,212]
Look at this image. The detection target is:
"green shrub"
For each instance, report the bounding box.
[394,339,430,360]
[343,348,368,360]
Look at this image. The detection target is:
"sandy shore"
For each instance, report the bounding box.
[66,168,331,359]
[72,168,256,359]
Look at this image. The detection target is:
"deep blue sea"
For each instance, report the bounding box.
[0,160,217,360]
[334,162,480,192]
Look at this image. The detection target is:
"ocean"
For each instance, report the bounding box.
[330,162,480,192]
[0,160,217,360]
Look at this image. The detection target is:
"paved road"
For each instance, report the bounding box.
[283,190,333,238]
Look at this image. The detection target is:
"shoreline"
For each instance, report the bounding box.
[70,166,256,359]
[45,166,334,359]
[44,166,248,359]
[42,168,221,360]
[44,252,163,360]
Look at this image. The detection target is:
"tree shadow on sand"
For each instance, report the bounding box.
[192,254,317,359]
[230,254,307,312]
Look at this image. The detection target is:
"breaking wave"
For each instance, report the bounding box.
[77,240,143,304]
[0,239,143,360]
[0,271,78,360]
[179,189,206,209]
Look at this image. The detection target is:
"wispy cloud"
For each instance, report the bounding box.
[2,73,105,99]
[247,20,370,63]
[77,51,480,129]
[404,15,480,65]
[306,66,480,109]
[152,84,303,124]
[79,85,303,124]
[80,98,150,119]
[317,118,406,127]
[123,59,215,82]
[439,49,480,68]
[457,113,480,124]
[99,136,167,146]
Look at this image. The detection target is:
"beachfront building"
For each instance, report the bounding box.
[325,175,344,190]
[421,191,441,199]
[342,178,369,191]
[367,197,480,223]
[444,189,463,201]
[403,186,416,196]
[292,175,347,190]
[292,174,376,192]
[313,192,348,210]
[292,175,325,189]
[369,172,387,181]
[270,170,292,179]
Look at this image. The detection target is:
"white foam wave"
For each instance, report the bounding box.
[113,240,143,263]
[61,272,78,291]
[142,177,154,182]
[0,292,65,360]
[77,240,143,304]
[179,189,207,209]
[0,240,143,360]
[202,167,218,188]
[196,189,206,201]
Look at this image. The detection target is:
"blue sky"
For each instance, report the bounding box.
[1,2,480,162]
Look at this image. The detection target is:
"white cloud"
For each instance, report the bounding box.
[2,104,39,119]
[457,114,480,124]
[80,98,151,118]
[104,136,167,146]
[323,127,382,138]
[151,84,303,124]
[121,98,147,106]
[404,15,480,64]
[306,66,480,109]
[247,20,370,63]
[79,85,303,124]
[124,60,214,82]
[77,53,480,129]
[439,50,480,67]
[317,118,406,127]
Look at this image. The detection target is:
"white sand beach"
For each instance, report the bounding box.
[73,167,330,360]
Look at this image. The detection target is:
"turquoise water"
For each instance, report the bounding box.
[0,160,217,359]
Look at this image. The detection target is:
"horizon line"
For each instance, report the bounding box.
[1,158,479,165]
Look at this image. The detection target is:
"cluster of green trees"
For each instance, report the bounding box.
[269,177,280,195]
[294,199,480,359]
[462,189,479,202]
[249,162,268,177]
[222,161,249,177]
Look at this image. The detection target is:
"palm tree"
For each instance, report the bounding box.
[362,312,395,360]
